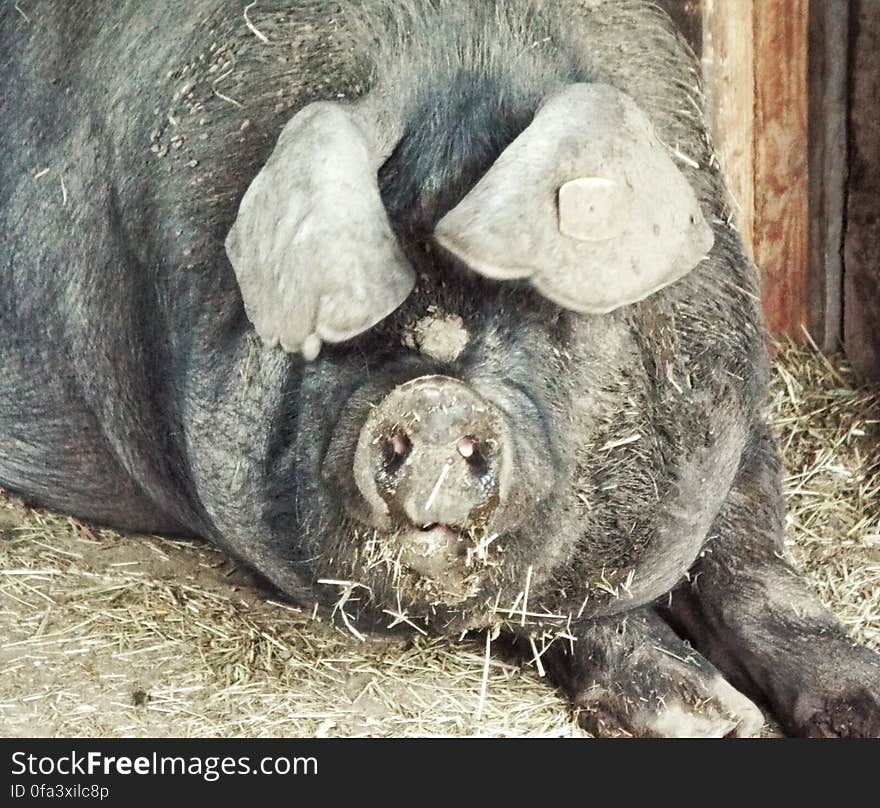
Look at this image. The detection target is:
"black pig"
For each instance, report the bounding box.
[1,0,878,737]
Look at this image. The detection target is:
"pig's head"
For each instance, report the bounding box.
[224,83,713,634]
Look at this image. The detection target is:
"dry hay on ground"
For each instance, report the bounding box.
[0,342,877,737]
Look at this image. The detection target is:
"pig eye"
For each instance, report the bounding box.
[382,430,411,474]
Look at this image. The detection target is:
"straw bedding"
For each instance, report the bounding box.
[1,342,877,737]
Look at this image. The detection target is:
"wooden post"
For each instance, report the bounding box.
[668,1,875,375]
[844,0,880,382]
[701,0,755,251]
[807,0,848,353]
[752,0,810,338]
[700,1,810,339]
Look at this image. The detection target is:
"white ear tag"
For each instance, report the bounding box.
[558,177,626,242]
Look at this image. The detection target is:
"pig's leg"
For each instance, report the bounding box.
[545,606,765,737]
[661,426,880,737]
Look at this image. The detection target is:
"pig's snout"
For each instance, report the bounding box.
[353,375,511,536]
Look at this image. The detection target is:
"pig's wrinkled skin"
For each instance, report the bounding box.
[1,0,878,737]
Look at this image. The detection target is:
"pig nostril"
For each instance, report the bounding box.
[391,431,410,457]
[381,430,411,475]
[458,436,488,475]
[457,436,477,459]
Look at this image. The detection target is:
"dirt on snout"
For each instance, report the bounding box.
[0,342,878,737]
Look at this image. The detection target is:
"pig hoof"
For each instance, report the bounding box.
[794,674,880,738]
[576,674,764,739]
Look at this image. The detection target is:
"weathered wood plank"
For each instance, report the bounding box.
[752,0,810,338]
[701,0,755,251]
[807,0,848,353]
[844,0,880,382]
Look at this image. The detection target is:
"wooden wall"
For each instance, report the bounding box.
[844,1,880,381]
[751,2,810,339]
[807,0,848,354]
[667,1,810,339]
[659,0,879,381]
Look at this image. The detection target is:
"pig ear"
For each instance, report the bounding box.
[225,100,414,359]
[434,83,714,314]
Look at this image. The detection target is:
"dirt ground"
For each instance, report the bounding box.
[1,342,878,737]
